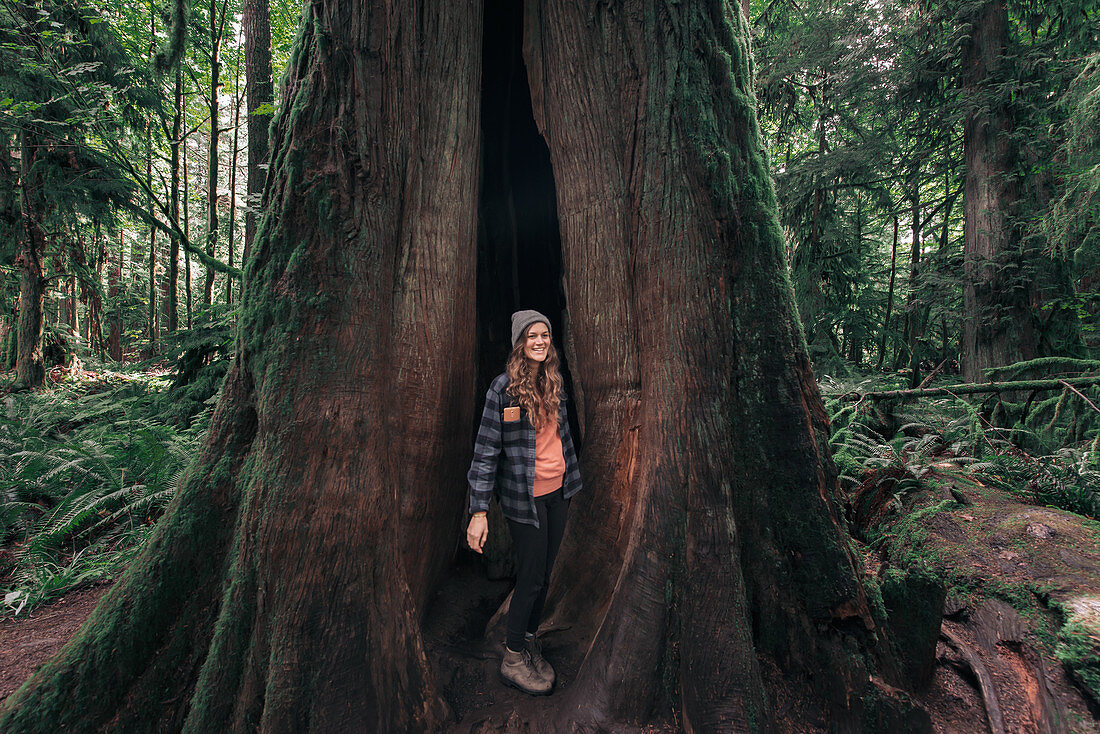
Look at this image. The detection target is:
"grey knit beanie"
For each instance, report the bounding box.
[511,310,552,346]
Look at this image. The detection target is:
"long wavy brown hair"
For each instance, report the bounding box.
[505,335,563,431]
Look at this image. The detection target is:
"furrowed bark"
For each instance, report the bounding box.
[961,0,1035,382]
[525,1,910,729]
[242,0,271,276]
[522,0,643,635]
[0,1,481,730]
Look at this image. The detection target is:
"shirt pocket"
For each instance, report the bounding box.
[501,410,527,452]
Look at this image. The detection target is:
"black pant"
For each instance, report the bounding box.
[505,488,569,651]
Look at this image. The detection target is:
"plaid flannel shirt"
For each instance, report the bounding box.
[467,373,583,527]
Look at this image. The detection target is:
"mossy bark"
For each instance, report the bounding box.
[0,1,480,730]
[961,0,1036,383]
[524,1,919,729]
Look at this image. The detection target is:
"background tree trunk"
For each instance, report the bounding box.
[15,131,46,390]
[226,41,241,306]
[146,5,158,352]
[165,65,184,333]
[204,0,226,306]
[904,190,922,387]
[0,133,18,370]
[961,0,1035,382]
[183,91,194,329]
[86,226,105,355]
[107,229,122,360]
[242,0,272,279]
[877,213,900,370]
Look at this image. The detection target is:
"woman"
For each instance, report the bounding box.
[466,310,583,696]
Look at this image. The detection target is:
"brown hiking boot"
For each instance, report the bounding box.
[499,646,552,695]
[524,635,555,686]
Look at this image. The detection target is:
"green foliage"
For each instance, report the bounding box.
[753,0,1099,371]
[822,369,1100,523]
[0,370,210,616]
[1045,52,1100,345]
[985,447,1100,520]
[154,304,234,426]
[0,0,159,208]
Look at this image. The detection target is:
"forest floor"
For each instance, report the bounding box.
[2,483,1099,732]
[0,582,112,700]
[862,477,1100,733]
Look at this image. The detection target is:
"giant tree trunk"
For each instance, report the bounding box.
[524,3,914,729]
[14,131,46,390]
[0,1,925,731]
[961,0,1035,382]
[0,1,480,730]
[242,0,271,277]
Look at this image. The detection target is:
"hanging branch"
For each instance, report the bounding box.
[1059,380,1100,414]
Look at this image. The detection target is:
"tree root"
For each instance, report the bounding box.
[941,627,1006,734]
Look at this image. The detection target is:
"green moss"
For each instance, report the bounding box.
[1056,619,1100,703]
[869,499,953,569]
[859,684,933,733]
[862,571,889,625]
[880,566,946,686]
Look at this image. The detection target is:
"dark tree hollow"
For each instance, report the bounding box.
[476,0,568,387]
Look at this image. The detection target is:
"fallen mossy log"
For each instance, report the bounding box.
[837,376,1100,403]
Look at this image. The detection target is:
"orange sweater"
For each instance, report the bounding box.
[533,420,566,496]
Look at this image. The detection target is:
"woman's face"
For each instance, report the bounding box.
[523,322,551,363]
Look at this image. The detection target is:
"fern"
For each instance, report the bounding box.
[0,368,208,617]
[822,370,1100,525]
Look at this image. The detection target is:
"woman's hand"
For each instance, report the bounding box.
[466,514,488,554]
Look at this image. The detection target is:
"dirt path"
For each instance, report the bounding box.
[0,583,112,702]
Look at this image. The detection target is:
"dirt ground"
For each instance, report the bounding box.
[0,582,112,701]
[865,475,1100,734]
[2,483,1099,732]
